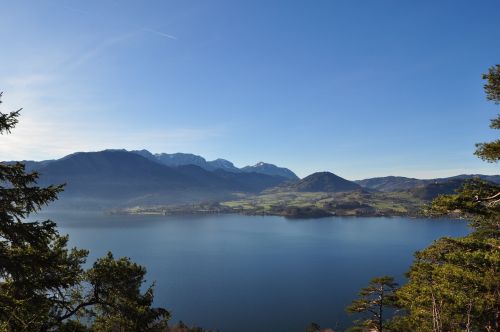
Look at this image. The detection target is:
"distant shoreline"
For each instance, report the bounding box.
[111,203,425,219]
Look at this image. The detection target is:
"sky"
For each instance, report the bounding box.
[0,0,499,180]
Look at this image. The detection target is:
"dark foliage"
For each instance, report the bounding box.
[0,93,169,331]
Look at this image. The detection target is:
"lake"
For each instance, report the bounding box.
[35,211,469,331]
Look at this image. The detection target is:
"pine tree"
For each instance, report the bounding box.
[475,64,500,163]
[0,92,169,331]
[394,67,500,331]
[346,276,398,332]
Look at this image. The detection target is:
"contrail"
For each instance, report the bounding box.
[59,5,91,15]
[57,5,177,41]
[141,28,177,40]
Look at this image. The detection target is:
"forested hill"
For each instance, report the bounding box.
[355,174,500,192]
[278,171,362,193]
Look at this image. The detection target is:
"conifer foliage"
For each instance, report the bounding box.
[346,66,499,332]
[475,64,500,163]
[0,93,169,331]
[346,276,398,332]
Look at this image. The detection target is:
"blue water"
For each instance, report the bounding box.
[34,211,469,331]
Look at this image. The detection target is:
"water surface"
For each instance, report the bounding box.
[36,211,469,331]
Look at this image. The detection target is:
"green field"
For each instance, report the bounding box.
[221,189,425,217]
[119,189,426,218]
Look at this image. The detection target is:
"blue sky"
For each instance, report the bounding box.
[0,0,499,179]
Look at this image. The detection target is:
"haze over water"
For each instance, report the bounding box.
[37,211,469,331]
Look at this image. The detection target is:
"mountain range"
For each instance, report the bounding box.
[4,149,499,209]
[130,149,299,180]
[8,150,296,207]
